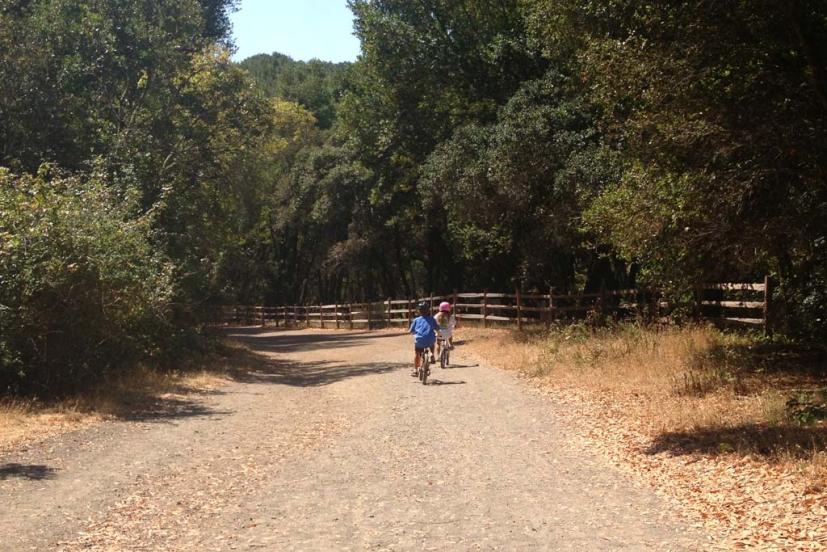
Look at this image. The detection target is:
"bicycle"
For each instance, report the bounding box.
[438,337,450,369]
[418,349,432,385]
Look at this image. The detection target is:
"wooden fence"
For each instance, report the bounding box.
[216,278,772,334]
[696,277,772,333]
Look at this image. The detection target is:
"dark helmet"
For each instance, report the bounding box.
[417,301,430,314]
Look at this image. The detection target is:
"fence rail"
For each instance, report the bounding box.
[216,279,772,335]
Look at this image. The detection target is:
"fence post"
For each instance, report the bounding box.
[430,292,435,314]
[387,297,391,327]
[516,288,522,331]
[453,288,459,324]
[408,298,413,323]
[260,306,265,328]
[335,303,340,330]
[600,285,607,324]
[320,303,324,329]
[348,303,353,330]
[483,289,488,329]
[635,290,643,323]
[655,290,663,324]
[306,306,310,329]
[546,286,553,329]
[367,301,373,330]
[764,275,773,337]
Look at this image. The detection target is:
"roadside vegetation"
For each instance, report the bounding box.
[469,324,827,474]
[0,340,260,453]
[3,2,823,544]
[1,2,824,412]
[464,324,827,546]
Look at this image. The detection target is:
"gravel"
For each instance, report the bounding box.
[0,328,711,550]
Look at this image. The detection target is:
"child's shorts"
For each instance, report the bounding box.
[414,345,433,353]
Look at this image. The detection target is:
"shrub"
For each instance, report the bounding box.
[0,167,175,393]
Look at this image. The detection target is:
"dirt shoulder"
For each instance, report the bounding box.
[461,327,827,550]
[1,328,711,550]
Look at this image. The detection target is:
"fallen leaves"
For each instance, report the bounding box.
[466,339,827,550]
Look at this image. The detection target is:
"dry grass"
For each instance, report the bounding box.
[461,324,827,548]
[0,340,260,453]
[464,324,827,465]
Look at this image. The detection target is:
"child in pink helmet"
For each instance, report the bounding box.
[434,301,457,360]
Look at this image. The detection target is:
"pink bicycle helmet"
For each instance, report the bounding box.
[439,301,452,312]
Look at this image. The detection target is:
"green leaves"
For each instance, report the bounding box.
[239,53,349,130]
[0,169,175,392]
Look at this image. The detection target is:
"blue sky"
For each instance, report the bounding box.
[230,0,361,63]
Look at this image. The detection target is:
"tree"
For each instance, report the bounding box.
[0,167,175,392]
[239,52,350,129]
[528,0,827,338]
[422,72,622,291]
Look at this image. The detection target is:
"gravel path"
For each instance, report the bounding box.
[0,328,710,550]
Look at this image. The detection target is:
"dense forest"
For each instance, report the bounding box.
[2,0,826,391]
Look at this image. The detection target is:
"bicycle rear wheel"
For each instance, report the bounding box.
[421,355,429,385]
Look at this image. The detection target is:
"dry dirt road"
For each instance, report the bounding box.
[1,328,711,551]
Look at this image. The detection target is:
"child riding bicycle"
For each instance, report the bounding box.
[409,301,439,377]
[434,301,457,360]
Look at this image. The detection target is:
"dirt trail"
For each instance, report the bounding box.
[0,329,711,550]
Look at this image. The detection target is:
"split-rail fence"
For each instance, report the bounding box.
[217,277,772,335]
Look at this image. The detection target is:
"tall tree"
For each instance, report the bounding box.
[527,0,827,337]
[239,52,350,129]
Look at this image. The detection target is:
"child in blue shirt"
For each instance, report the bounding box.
[409,301,440,376]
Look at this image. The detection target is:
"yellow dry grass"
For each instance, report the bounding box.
[464,324,825,464]
[461,324,827,549]
[0,340,258,453]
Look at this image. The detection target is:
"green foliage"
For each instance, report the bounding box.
[148,47,284,311]
[0,168,175,392]
[422,72,620,290]
[0,0,235,173]
[0,0,290,392]
[527,0,827,339]
[239,53,349,129]
[3,0,826,398]
[785,389,827,425]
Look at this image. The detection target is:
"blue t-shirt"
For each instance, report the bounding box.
[409,315,439,348]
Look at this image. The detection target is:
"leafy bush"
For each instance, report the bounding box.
[0,167,175,393]
[786,389,827,425]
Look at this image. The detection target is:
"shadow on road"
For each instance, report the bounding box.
[82,330,407,424]
[115,395,234,423]
[233,356,407,387]
[426,379,467,386]
[226,328,406,354]
[0,463,57,481]
[219,328,411,387]
[645,423,827,459]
